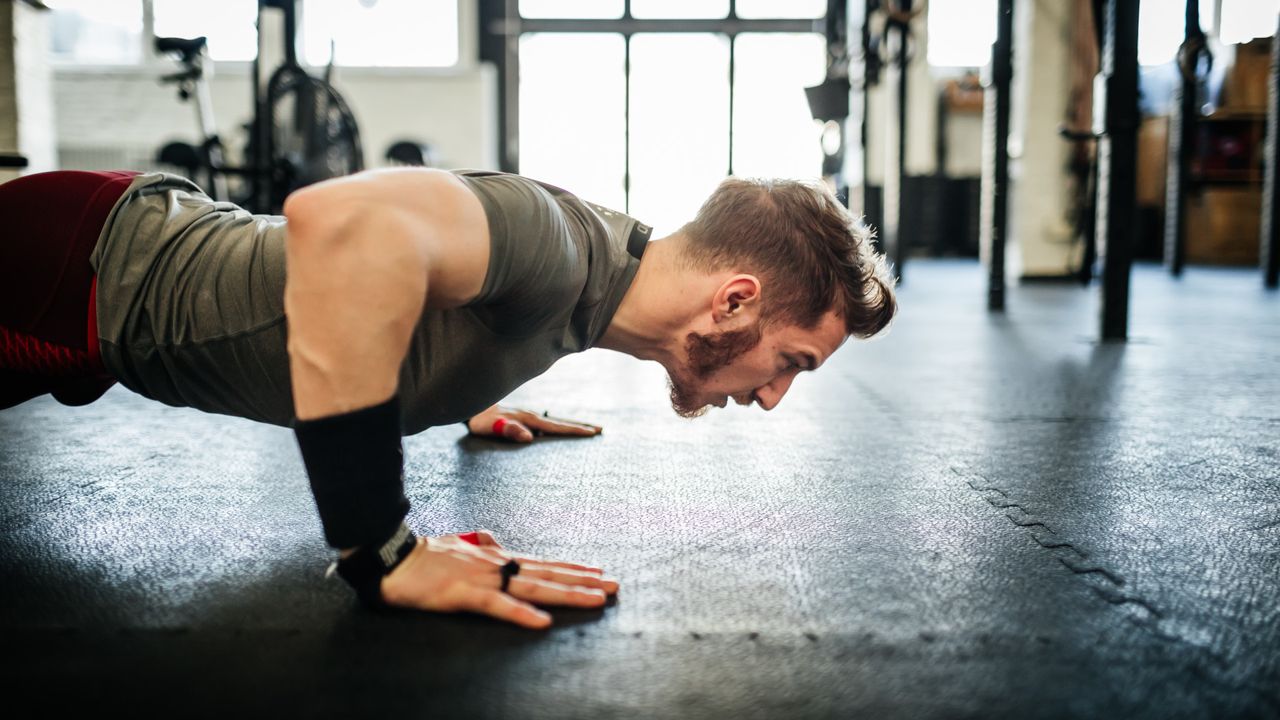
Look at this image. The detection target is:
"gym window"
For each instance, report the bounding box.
[1219,0,1280,45]
[1139,0,1215,66]
[926,0,997,68]
[303,0,460,68]
[46,0,144,65]
[499,1,831,234]
[153,0,259,62]
[45,0,463,69]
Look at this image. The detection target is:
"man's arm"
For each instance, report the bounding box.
[281,169,616,626]
[282,168,490,421]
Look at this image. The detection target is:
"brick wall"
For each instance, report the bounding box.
[53,64,497,173]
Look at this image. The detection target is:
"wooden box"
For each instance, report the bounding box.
[1184,187,1262,265]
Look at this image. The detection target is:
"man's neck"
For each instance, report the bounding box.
[597,235,697,368]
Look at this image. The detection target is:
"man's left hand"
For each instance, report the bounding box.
[465,405,602,443]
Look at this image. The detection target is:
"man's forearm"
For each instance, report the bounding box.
[283,193,427,553]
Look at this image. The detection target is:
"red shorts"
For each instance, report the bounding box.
[0,170,140,408]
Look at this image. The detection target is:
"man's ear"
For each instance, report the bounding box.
[711,274,762,324]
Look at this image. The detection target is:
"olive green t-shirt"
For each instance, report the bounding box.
[89,170,650,433]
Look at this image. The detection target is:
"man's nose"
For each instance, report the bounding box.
[755,373,797,411]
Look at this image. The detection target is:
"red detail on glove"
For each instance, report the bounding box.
[491,417,508,436]
[457,532,481,546]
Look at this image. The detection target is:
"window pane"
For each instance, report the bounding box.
[735,0,826,19]
[1139,0,1215,66]
[733,33,826,180]
[1220,0,1280,45]
[631,0,727,19]
[46,0,142,64]
[629,34,730,235]
[1139,0,1183,66]
[304,0,458,67]
[1199,0,1216,32]
[519,0,624,19]
[927,0,997,67]
[519,34,627,209]
[154,0,257,62]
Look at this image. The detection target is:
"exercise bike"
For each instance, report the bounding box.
[154,0,362,214]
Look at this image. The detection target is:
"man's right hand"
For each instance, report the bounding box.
[378,531,619,629]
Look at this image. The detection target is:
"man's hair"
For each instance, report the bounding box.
[678,177,897,338]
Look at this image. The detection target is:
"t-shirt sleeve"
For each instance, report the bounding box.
[452,171,587,337]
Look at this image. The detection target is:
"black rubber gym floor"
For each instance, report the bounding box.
[2,260,1277,718]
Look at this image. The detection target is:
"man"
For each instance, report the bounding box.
[0,167,897,629]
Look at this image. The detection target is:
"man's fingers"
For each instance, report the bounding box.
[456,586,552,629]
[516,565,620,595]
[514,556,605,575]
[469,546,605,575]
[523,413,602,436]
[454,530,503,548]
[507,576,608,608]
[491,417,533,443]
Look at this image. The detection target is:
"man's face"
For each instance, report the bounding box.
[667,310,847,418]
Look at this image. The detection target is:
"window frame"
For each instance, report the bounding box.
[47,0,475,78]
[492,0,828,212]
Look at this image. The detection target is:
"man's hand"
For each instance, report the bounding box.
[379,531,619,629]
[465,405,602,443]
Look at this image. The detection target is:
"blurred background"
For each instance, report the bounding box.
[1,0,1278,274]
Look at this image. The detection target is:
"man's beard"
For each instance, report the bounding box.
[667,321,763,418]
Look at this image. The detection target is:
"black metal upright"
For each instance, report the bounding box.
[983,0,1013,312]
[1096,0,1141,340]
[1263,11,1280,289]
[478,0,519,173]
[1163,0,1206,277]
[880,1,910,281]
[859,0,882,239]
[893,0,911,280]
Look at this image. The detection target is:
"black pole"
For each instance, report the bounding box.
[478,0,517,173]
[893,0,911,280]
[1163,0,1204,277]
[252,1,267,213]
[1077,0,1107,285]
[624,32,631,211]
[1262,10,1280,289]
[1097,0,1141,340]
[984,0,1013,312]
[728,0,742,179]
[281,0,297,67]
[860,0,880,239]
[880,2,908,281]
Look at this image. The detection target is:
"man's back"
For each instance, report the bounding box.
[90,171,647,432]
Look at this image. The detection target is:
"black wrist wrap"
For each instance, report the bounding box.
[335,521,417,608]
[294,396,410,550]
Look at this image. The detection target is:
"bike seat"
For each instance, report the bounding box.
[154,36,208,59]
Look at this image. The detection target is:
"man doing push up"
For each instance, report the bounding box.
[0,167,896,628]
